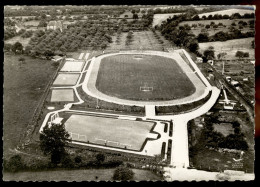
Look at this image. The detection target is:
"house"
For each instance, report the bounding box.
[196,57,203,63]
[231,80,239,87]
[52,55,63,62]
[47,21,63,32]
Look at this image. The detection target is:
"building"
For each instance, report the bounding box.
[47,21,63,32]
[196,57,203,63]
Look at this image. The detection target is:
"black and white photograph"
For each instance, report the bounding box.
[2,4,256,182]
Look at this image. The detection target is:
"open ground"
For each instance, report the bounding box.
[197,8,255,18]
[64,113,157,151]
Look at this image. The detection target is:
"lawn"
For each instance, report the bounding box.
[64,114,156,151]
[50,89,75,102]
[60,61,85,72]
[213,123,234,137]
[3,54,58,156]
[96,54,196,101]
[3,168,162,181]
[198,37,255,59]
[197,8,255,18]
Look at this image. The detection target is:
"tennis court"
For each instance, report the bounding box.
[60,61,85,72]
[53,73,80,86]
[51,89,75,102]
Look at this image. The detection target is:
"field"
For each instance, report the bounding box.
[96,54,196,101]
[3,54,58,155]
[3,168,162,181]
[179,18,254,36]
[197,8,255,18]
[198,37,255,60]
[64,114,156,151]
[152,13,183,27]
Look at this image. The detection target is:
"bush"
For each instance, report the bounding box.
[6,155,25,172]
[112,167,134,181]
[96,153,106,163]
[61,155,74,168]
[74,155,82,163]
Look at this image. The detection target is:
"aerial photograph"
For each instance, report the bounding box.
[3,4,255,181]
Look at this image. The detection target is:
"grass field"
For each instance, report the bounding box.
[3,54,58,155]
[198,37,255,59]
[3,168,162,181]
[152,13,183,27]
[197,8,255,18]
[64,114,156,151]
[96,54,195,101]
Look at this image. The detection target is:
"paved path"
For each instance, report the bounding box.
[145,105,156,117]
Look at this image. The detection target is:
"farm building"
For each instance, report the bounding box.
[47,20,63,32]
[231,80,239,86]
[196,57,203,63]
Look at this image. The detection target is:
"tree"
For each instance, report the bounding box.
[40,123,71,164]
[133,13,139,20]
[197,32,209,42]
[235,51,244,59]
[112,167,134,181]
[6,155,24,172]
[96,153,105,163]
[11,42,23,53]
[203,46,215,60]
[251,40,255,49]
[4,43,13,52]
[205,24,210,29]
[217,52,227,60]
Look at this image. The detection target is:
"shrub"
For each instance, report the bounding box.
[96,153,106,163]
[61,155,74,168]
[112,167,134,181]
[6,155,25,172]
[74,155,82,163]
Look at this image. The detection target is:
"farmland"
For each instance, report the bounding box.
[96,54,195,101]
[197,8,255,18]
[198,37,254,60]
[5,35,31,46]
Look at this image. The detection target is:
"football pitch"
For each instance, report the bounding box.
[95,54,196,101]
[64,114,157,151]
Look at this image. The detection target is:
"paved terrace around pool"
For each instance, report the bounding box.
[82,51,211,107]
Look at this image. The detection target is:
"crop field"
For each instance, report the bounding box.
[23,20,40,27]
[3,54,58,155]
[179,18,254,36]
[152,13,183,27]
[197,8,255,18]
[198,37,255,60]
[64,114,156,151]
[95,54,195,101]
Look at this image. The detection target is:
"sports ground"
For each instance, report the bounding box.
[64,114,158,151]
[84,51,208,106]
[96,54,196,101]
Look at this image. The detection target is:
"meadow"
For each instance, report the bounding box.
[3,54,58,156]
[152,13,183,27]
[198,37,255,60]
